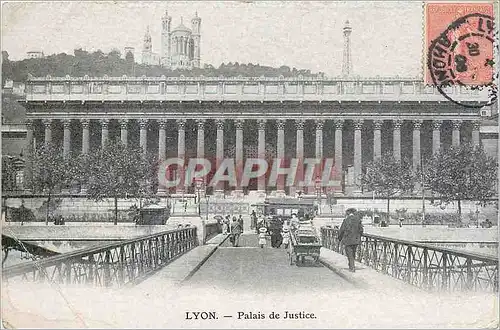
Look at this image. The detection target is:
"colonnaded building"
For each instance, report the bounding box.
[15,21,499,199]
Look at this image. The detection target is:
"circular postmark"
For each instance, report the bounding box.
[427,13,496,108]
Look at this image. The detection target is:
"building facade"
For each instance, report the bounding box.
[20,75,494,197]
[26,51,44,59]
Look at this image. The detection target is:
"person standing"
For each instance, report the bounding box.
[250,210,257,230]
[258,227,267,248]
[238,214,244,233]
[338,208,363,272]
[282,227,291,249]
[230,217,242,247]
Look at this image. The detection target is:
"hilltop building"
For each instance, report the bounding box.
[140,11,201,69]
[141,27,161,65]
[26,51,44,59]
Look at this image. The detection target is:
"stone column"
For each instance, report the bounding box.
[276,119,286,195]
[61,119,72,194]
[432,120,442,155]
[100,119,109,148]
[393,119,402,161]
[234,119,244,195]
[373,120,383,160]
[196,119,205,158]
[62,119,71,159]
[452,120,462,146]
[120,119,128,147]
[412,120,422,170]
[81,119,90,155]
[257,119,266,194]
[157,120,167,195]
[353,119,363,195]
[43,119,52,145]
[24,119,34,192]
[196,119,205,195]
[309,120,324,195]
[80,119,90,194]
[293,119,305,197]
[334,119,344,195]
[472,120,481,146]
[158,120,167,161]
[215,119,225,196]
[176,119,186,194]
[139,119,148,155]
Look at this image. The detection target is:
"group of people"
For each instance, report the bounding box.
[221,215,244,247]
[257,220,292,249]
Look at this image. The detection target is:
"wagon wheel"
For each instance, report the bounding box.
[313,255,320,264]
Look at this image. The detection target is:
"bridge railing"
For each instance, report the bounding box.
[320,227,498,292]
[2,227,198,287]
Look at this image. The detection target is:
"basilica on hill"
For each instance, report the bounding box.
[138,10,201,70]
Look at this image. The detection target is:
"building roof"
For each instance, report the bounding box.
[172,18,191,33]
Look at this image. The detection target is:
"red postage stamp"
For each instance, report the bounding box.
[425,2,494,86]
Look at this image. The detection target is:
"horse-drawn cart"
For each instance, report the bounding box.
[288,227,322,266]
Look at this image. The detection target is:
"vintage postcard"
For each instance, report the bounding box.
[1,1,498,329]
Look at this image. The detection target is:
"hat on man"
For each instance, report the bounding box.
[346,208,357,216]
[283,227,290,232]
[259,227,267,233]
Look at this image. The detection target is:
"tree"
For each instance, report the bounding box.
[362,153,416,218]
[2,51,12,85]
[2,156,17,191]
[31,144,70,224]
[84,140,156,225]
[423,144,497,220]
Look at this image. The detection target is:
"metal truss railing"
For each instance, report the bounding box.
[321,227,498,292]
[2,227,198,287]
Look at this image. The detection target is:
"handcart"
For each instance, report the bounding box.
[288,228,321,266]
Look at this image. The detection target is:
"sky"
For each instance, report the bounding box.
[2,1,424,77]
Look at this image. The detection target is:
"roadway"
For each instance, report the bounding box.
[186,233,355,293]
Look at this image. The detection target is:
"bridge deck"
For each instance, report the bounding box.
[186,234,354,293]
[2,233,498,328]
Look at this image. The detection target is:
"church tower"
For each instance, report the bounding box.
[142,26,152,65]
[342,20,352,77]
[191,12,201,68]
[161,10,172,67]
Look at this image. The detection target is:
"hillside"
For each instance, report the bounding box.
[2,49,322,84]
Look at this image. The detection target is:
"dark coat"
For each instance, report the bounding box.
[231,221,242,235]
[338,214,364,246]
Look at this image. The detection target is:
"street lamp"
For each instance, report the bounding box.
[315,177,322,216]
[195,177,203,216]
[205,195,211,221]
[475,206,480,228]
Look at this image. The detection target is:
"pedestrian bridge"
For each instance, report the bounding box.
[2,225,498,328]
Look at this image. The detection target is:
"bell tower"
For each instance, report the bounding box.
[191,11,201,68]
[142,26,152,65]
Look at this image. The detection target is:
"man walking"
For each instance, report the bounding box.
[338,208,363,272]
[230,217,243,247]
